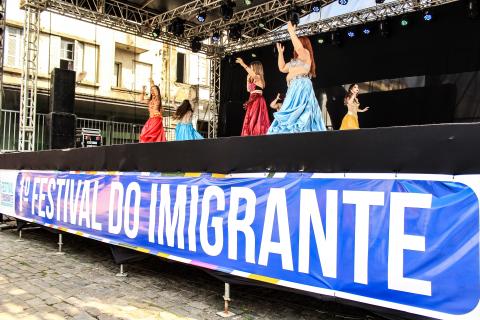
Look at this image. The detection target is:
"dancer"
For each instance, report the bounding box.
[340,83,369,130]
[174,99,204,141]
[139,80,166,143]
[235,57,271,136]
[270,93,285,112]
[268,21,326,134]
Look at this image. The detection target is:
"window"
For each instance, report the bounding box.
[60,39,75,70]
[134,61,152,92]
[176,52,186,83]
[113,62,122,87]
[4,27,22,68]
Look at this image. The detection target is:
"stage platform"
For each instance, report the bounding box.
[0,123,479,174]
[1,123,480,320]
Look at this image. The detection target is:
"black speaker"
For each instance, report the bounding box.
[46,112,76,149]
[50,68,76,113]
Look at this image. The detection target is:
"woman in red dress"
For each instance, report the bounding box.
[139,80,166,143]
[235,58,270,136]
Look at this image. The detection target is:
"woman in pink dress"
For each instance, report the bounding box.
[139,81,166,143]
[235,58,271,136]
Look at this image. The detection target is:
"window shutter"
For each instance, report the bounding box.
[74,40,84,73]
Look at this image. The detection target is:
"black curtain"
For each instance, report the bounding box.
[219,1,480,136]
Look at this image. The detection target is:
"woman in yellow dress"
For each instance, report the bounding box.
[340,83,369,130]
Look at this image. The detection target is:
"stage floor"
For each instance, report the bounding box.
[1,123,479,175]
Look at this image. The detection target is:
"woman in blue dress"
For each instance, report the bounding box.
[174,100,204,141]
[268,21,326,134]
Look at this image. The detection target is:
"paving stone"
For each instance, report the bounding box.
[0,226,380,320]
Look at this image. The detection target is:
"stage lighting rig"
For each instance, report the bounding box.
[191,37,202,53]
[287,6,301,26]
[168,18,185,37]
[423,10,433,22]
[229,24,243,41]
[221,0,236,21]
[212,31,221,42]
[467,0,479,19]
[197,8,207,23]
[151,26,161,38]
[379,19,390,37]
[258,18,267,28]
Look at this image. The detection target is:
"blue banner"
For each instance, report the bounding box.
[2,170,480,319]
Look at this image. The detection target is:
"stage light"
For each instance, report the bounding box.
[251,53,257,58]
[347,30,355,38]
[151,26,161,38]
[191,37,202,53]
[197,9,207,23]
[331,30,341,46]
[379,19,390,37]
[229,24,243,41]
[212,31,221,42]
[244,0,252,5]
[400,16,409,27]
[423,10,433,22]
[467,0,479,19]
[221,0,236,21]
[362,27,371,35]
[258,18,266,28]
[312,1,321,12]
[168,18,185,36]
[338,0,348,5]
[375,0,385,3]
[318,37,325,44]
[287,6,301,26]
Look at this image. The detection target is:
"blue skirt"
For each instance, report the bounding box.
[267,77,326,134]
[175,123,204,141]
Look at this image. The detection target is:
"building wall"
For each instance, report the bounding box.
[3,0,210,127]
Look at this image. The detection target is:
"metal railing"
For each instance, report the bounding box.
[0,109,173,152]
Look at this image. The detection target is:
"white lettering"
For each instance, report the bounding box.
[200,186,225,256]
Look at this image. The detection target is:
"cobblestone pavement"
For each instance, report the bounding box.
[0,225,389,320]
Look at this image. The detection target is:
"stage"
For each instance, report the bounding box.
[1,124,480,320]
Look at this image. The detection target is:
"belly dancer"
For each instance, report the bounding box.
[268,21,326,134]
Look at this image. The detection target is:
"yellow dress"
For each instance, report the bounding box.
[340,111,359,130]
[340,98,360,130]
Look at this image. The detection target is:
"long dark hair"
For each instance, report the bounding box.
[344,83,358,104]
[150,85,162,104]
[174,99,194,120]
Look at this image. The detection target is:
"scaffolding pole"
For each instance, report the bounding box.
[0,0,6,119]
[208,56,220,139]
[18,3,40,152]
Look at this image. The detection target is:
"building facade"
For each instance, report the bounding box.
[1,0,211,150]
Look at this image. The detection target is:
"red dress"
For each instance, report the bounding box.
[241,83,270,136]
[140,98,166,143]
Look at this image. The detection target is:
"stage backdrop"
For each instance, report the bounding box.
[1,169,480,320]
[219,1,480,135]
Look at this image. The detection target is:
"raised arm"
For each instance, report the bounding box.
[270,94,280,109]
[276,43,289,73]
[139,85,149,104]
[287,21,309,62]
[235,58,257,79]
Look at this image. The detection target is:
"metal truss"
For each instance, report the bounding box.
[28,0,214,54]
[208,57,221,138]
[185,0,333,39]
[0,0,5,117]
[224,0,461,53]
[19,3,41,152]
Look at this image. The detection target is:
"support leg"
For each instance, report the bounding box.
[216,282,235,318]
[55,233,65,255]
[115,264,128,277]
